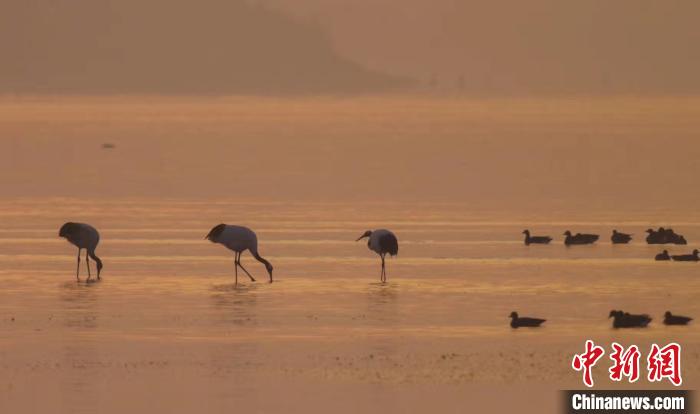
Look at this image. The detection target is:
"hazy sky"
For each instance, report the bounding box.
[1,0,699,94]
[264,0,700,93]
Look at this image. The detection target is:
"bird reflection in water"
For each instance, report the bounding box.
[211,283,258,326]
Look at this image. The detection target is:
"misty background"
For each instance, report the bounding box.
[1,0,699,94]
[2,1,700,206]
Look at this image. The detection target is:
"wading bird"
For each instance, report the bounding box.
[522,230,552,245]
[609,310,651,328]
[205,224,273,284]
[671,249,699,262]
[356,229,398,283]
[509,311,546,328]
[563,231,599,245]
[58,222,103,281]
[664,311,693,326]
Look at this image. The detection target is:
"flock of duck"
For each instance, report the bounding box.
[522,227,700,261]
[509,310,693,329]
[516,226,697,329]
[58,221,694,330]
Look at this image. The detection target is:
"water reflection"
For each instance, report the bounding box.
[210,283,258,326]
[58,282,102,414]
[60,281,101,329]
[366,282,399,324]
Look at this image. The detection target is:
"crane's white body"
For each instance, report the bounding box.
[62,223,100,250]
[357,228,398,283]
[216,225,259,254]
[59,222,102,281]
[206,224,273,284]
[367,229,395,255]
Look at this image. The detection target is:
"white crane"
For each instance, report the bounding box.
[205,224,274,284]
[58,222,103,281]
[356,229,398,282]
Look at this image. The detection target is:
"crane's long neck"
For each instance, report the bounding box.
[252,250,273,282]
[88,250,103,275]
[252,251,270,268]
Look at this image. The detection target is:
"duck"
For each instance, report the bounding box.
[522,230,552,245]
[671,249,700,262]
[611,230,632,244]
[665,228,688,244]
[646,228,663,244]
[563,231,599,245]
[509,311,546,328]
[655,250,671,261]
[646,228,688,244]
[663,311,693,326]
[609,310,651,328]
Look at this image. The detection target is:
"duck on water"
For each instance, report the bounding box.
[611,230,632,244]
[646,228,687,245]
[509,311,546,328]
[664,311,693,325]
[609,310,652,328]
[671,249,699,262]
[563,231,599,245]
[522,230,552,245]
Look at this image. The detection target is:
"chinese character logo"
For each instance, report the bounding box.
[572,341,683,387]
[572,340,605,387]
[608,342,641,383]
[648,343,682,386]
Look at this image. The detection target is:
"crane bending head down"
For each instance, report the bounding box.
[59,222,103,280]
[205,223,273,283]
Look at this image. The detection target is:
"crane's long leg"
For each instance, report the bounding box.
[237,253,256,282]
[234,252,239,285]
[85,250,92,282]
[76,248,81,281]
[381,254,386,283]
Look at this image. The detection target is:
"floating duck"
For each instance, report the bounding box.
[664,311,693,326]
[609,310,651,328]
[671,249,699,262]
[509,311,546,328]
[522,230,552,245]
[646,228,688,245]
[611,230,632,244]
[563,231,599,245]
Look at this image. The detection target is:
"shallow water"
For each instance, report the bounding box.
[1,96,699,413]
[0,199,699,413]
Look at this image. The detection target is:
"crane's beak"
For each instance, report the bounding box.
[356,235,368,241]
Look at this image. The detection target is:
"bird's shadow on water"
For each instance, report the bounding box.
[59,280,102,329]
[364,282,402,357]
[210,282,259,326]
[366,281,400,323]
[58,280,102,411]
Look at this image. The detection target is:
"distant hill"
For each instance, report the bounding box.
[265,0,700,95]
[0,0,404,94]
